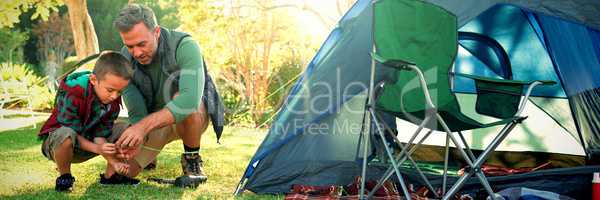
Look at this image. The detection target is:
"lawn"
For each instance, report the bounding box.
[0,120,281,199]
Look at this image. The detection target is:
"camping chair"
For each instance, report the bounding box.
[359,0,556,199]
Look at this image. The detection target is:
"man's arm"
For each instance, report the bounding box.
[116,38,205,148]
[165,37,205,123]
[121,83,149,124]
[116,108,175,147]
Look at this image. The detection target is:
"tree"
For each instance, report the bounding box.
[32,12,74,86]
[178,0,317,127]
[87,0,128,51]
[0,0,63,28]
[65,0,99,61]
[1,0,99,66]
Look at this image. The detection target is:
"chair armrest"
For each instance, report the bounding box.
[454,73,556,86]
[371,52,415,69]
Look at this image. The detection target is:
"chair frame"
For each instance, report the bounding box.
[360,55,548,199]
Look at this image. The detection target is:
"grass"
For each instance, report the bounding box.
[0,122,283,199]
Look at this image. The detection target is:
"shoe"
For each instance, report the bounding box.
[178,153,208,188]
[55,173,75,192]
[144,159,157,170]
[99,173,140,185]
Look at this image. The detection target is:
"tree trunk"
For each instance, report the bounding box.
[65,0,99,63]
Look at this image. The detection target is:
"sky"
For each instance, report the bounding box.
[286,0,355,43]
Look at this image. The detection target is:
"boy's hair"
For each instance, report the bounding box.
[113,4,157,32]
[93,51,133,80]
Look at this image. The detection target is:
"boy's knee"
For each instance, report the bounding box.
[49,127,77,150]
[60,137,73,148]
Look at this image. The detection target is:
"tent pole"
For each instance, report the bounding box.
[233,178,247,196]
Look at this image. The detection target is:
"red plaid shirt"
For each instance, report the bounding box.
[39,71,121,142]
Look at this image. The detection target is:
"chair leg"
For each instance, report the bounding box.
[442,133,450,196]
[359,108,371,200]
[435,114,493,199]
[368,128,433,199]
[458,131,476,161]
[374,112,439,198]
[369,112,440,198]
[437,114,521,200]
[369,110,411,199]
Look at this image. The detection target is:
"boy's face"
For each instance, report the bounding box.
[90,73,129,104]
[119,22,160,65]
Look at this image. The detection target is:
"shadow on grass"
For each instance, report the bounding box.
[1,188,71,200]
[1,181,186,199]
[80,182,185,199]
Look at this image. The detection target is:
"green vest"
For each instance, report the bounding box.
[121,27,189,108]
[121,27,226,142]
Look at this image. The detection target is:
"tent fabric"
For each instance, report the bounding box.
[241,0,379,192]
[238,0,600,194]
[425,0,600,31]
[401,165,600,199]
[571,88,600,158]
[452,4,566,98]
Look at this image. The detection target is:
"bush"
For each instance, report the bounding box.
[0,62,55,111]
[0,28,29,64]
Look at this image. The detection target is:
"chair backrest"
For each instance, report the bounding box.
[373,0,459,115]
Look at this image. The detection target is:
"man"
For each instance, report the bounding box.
[113,4,224,187]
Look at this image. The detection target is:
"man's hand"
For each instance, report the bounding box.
[116,146,140,160]
[116,125,145,148]
[98,143,117,156]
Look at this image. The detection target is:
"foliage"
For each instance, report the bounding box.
[178,0,318,127]
[87,0,128,51]
[136,0,180,29]
[0,28,29,64]
[88,0,181,51]
[0,0,64,28]
[31,12,74,87]
[0,62,55,111]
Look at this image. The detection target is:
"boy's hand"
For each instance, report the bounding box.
[111,162,130,175]
[116,126,145,148]
[98,143,117,156]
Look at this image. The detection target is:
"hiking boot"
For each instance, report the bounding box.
[144,159,157,170]
[99,173,140,185]
[178,153,207,188]
[55,173,75,192]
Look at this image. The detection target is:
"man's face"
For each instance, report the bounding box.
[119,23,160,65]
[90,73,130,104]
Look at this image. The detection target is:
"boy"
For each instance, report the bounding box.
[38,51,139,192]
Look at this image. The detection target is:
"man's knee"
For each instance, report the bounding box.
[183,103,208,125]
[127,159,142,177]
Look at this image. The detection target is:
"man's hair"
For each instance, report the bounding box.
[93,51,133,80]
[113,3,157,32]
